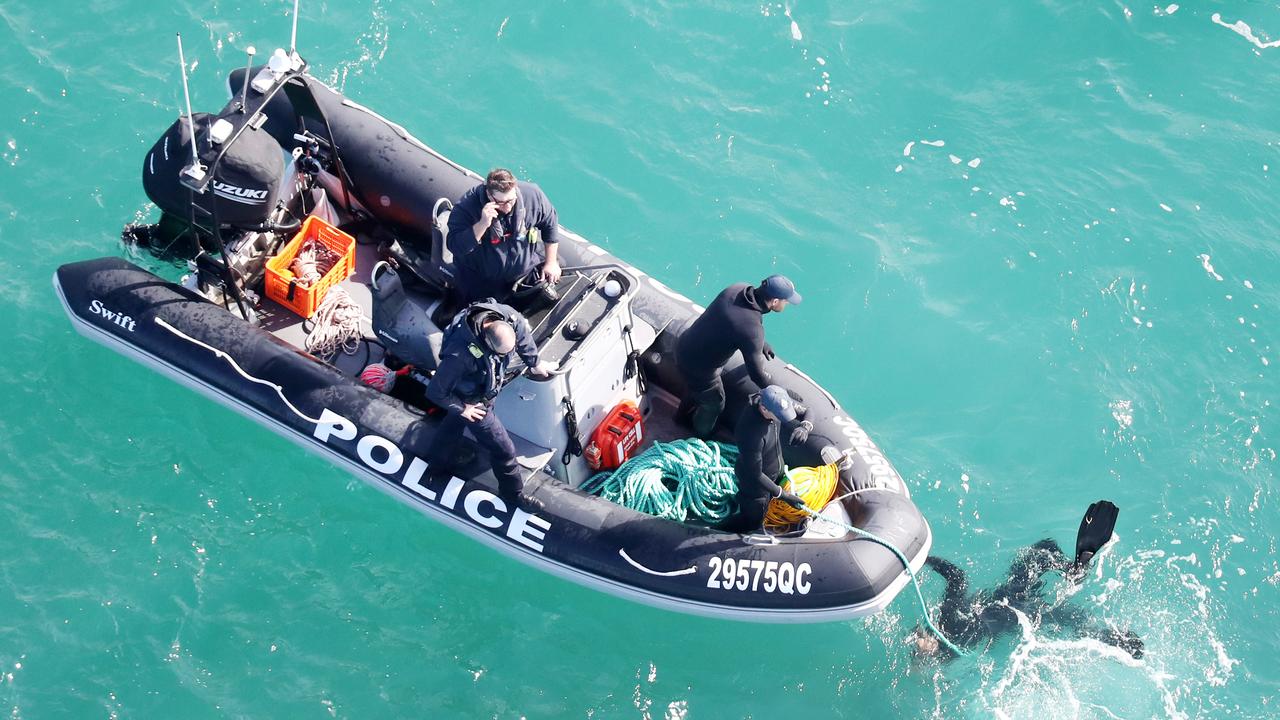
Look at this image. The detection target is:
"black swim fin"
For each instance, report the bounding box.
[1074,500,1119,567]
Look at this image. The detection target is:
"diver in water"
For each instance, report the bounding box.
[913,501,1144,660]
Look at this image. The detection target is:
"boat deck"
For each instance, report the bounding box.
[253,237,703,479]
[256,236,385,377]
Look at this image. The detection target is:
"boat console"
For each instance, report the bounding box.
[494,265,656,486]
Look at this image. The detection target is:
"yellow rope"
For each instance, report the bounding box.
[765,462,839,528]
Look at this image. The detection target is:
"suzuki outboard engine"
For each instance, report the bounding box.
[143,111,286,231]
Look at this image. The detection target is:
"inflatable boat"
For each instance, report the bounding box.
[53,42,932,622]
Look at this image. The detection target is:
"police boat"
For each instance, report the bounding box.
[52,39,933,622]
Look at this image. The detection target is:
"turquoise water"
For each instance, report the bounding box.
[2,0,1278,716]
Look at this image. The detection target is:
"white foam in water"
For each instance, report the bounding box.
[903,141,915,157]
[975,541,1250,720]
[921,139,945,147]
[1111,400,1133,429]
[785,6,802,40]
[968,157,982,168]
[1211,13,1280,49]
[1198,253,1224,281]
[949,154,962,164]
[980,608,1154,719]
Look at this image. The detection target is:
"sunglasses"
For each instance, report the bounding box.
[487,190,518,207]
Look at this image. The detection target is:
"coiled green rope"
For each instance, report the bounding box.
[581,439,741,522]
[583,441,963,655]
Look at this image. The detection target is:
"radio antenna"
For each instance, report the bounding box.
[176,33,205,182]
[240,45,256,111]
[289,0,301,55]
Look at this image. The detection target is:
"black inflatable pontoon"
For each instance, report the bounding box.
[54,46,931,622]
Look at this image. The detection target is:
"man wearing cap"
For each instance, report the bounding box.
[424,299,555,511]
[447,168,561,304]
[676,274,802,438]
[720,385,807,533]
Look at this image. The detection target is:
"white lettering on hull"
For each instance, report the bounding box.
[831,415,903,493]
[88,299,137,332]
[705,557,813,595]
[312,408,552,552]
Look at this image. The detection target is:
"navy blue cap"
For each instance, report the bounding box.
[759,385,798,422]
[761,274,802,305]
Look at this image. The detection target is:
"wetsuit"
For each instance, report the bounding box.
[424,301,540,500]
[926,543,1144,659]
[446,181,559,304]
[676,283,774,437]
[720,398,786,533]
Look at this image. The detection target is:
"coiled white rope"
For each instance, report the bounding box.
[304,286,364,360]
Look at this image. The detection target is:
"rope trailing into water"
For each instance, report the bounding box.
[304,286,364,360]
[765,462,839,528]
[581,439,740,522]
[798,503,969,657]
[583,443,960,653]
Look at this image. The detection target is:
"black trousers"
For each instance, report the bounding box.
[681,370,725,439]
[455,262,544,305]
[426,403,524,499]
[719,493,771,534]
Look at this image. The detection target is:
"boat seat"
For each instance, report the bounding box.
[370,263,445,371]
[461,427,555,472]
[432,199,454,266]
[510,432,556,472]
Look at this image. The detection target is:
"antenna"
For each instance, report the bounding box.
[290,0,301,55]
[240,45,256,111]
[176,33,206,184]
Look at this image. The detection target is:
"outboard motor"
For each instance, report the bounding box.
[371,263,445,371]
[142,111,286,231]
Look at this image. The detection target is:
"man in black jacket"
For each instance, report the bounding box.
[720,386,806,533]
[424,300,553,510]
[677,275,802,438]
[446,168,561,304]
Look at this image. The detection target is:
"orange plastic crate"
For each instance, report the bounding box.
[264,216,355,318]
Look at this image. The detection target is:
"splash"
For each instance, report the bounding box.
[979,606,1157,719]
[1110,400,1134,430]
